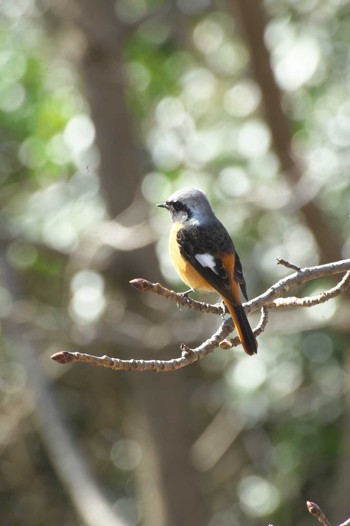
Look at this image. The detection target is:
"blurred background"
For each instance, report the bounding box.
[1,0,350,525]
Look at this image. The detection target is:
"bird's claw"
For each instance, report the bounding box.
[215,300,227,319]
[177,288,194,308]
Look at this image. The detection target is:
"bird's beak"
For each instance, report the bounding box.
[156,202,169,209]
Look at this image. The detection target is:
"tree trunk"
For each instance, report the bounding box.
[233,0,342,263]
[62,1,206,524]
[232,0,350,518]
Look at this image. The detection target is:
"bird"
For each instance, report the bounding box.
[157,188,257,356]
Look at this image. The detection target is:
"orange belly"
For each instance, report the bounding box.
[169,223,214,292]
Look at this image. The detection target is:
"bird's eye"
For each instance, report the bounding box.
[172,201,182,211]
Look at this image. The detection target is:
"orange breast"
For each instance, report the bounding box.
[169,223,213,291]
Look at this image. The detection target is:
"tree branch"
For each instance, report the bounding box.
[269,500,349,526]
[307,501,332,526]
[51,316,234,372]
[131,259,350,315]
[51,258,350,372]
[129,278,224,315]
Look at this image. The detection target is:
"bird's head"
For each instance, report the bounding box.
[157,188,213,225]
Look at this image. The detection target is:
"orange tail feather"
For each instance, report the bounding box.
[225,301,257,356]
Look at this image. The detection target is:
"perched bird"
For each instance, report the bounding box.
[157,188,257,355]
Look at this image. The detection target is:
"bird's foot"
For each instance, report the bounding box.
[215,300,227,319]
[179,288,194,298]
[177,288,194,308]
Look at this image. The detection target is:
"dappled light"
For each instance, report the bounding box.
[1,0,350,525]
[238,475,281,517]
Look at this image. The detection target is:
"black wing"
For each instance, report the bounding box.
[234,252,248,301]
[177,224,239,304]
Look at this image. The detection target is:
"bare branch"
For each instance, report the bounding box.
[248,259,350,312]
[271,271,350,308]
[131,259,350,316]
[51,317,234,372]
[219,307,268,349]
[269,501,350,526]
[277,258,301,271]
[130,278,224,315]
[307,501,332,526]
[52,258,350,372]
[51,306,267,372]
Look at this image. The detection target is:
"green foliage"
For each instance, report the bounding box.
[1,1,349,525]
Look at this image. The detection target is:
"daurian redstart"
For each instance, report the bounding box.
[157,188,257,356]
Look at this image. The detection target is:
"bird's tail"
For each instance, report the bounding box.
[225,301,257,356]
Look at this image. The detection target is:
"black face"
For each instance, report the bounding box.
[169,200,183,212]
[157,199,193,221]
[169,200,193,219]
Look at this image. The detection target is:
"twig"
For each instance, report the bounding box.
[131,259,350,315]
[219,307,268,349]
[52,317,234,372]
[130,279,224,315]
[52,258,350,372]
[268,501,350,526]
[277,258,301,271]
[307,501,332,526]
[241,259,350,313]
[271,271,350,308]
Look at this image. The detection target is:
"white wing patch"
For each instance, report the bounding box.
[194,253,218,274]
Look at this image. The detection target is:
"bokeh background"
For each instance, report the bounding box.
[1,0,350,525]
